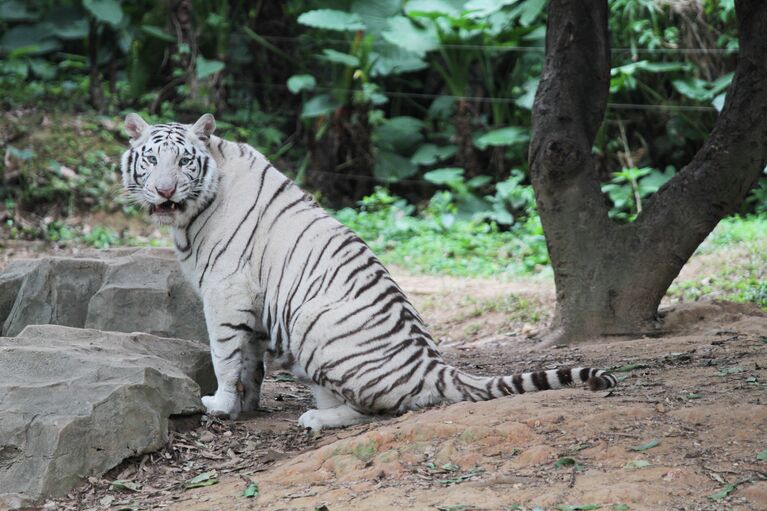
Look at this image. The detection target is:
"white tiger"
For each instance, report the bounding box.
[120,113,617,431]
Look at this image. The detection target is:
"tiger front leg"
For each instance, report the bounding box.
[200,291,264,419]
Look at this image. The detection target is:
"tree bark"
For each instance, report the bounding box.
[87,19,103,112]
[307,105,375,207]
[528,0,767,344]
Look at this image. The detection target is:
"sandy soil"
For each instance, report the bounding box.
[13,272,760,511]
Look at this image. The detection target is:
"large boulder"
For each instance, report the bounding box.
[1,248,207,342]
[0,325,215,509]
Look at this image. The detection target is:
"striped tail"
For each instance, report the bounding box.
[439,366,617,403]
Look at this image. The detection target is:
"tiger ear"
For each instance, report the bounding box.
[191,113,216,143]
[125,113,149,141]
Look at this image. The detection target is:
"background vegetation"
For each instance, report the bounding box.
[0,0,764,306]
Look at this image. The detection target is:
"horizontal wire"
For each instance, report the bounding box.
[255,34,738,54]
[236,81,719,112]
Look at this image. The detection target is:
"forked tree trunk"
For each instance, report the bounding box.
[529,0,767,345]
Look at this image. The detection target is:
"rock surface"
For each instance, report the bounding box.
[0,325,215,508]
[1,248,207,342]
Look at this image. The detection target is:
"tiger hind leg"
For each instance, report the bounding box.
[238,335,268,412]
[298,404,375,431]
[310,384,344,409]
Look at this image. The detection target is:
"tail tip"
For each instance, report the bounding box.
[587,372,616,391]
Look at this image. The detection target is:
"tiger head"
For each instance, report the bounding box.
[120,113,219,226]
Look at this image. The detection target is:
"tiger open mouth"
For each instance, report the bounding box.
[150,200,186,214]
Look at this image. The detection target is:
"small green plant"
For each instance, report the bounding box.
[334,187,550,278]
[602,166,674,221]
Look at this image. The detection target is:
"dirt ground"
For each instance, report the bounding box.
[2,248,766,511]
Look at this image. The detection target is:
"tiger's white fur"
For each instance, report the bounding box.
[120,113,617,431]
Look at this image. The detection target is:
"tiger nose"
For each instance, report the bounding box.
[156,185,176,199]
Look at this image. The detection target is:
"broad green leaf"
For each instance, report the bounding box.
[195,55,224,79]
[141,25,176,43]
[466,175,493,188]
[373,151,418,181]
[287,74,316,94]
[29,58,56,79]
[370,46,428,77]
[297,9,366,32]
[685,393,704,400]
[50,17,89,39]
[519,0,546,26]
[0,0,38,21]
[300,94,341,118]
[711,72,734,95]
[1,59,27,77]
[629,439,660,452]
[623,459,651,470]
[357,82,388,105]
[320,48,360,67]
[474,127,529,150]
[611,60,691,77]
[428,96,456,119]
[712,92,726,112]
[515,78,539,110]
[410,144,457,166]
[83,0,123,26]
[672,78,712,101]
[637,167,674,195]
[757,449,767,461]
[382,16,438,57]
[405,0,460,18]
[611,506,630,511]
[243,481,259,498]
[464,0,519,18]
[467,175,492,188]
[424,167,464,185]
[0,24,60,54]
[375,116,424,153]
[707,484,736,500]
[183,470,218,490]
[350,0,401,36]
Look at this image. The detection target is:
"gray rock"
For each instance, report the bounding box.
[1,248,208,343]
[0,259,38,328]
[0,325,215,508]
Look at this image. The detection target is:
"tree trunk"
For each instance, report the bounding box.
[87,19,103,112]
[453,100,482,178]
[528,0,767,345]
[170,0,198,99]
[307,105,375,207]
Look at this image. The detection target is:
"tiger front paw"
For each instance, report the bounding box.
[201,390,241,419]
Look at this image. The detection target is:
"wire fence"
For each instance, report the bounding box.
[238,81,720,113]
[256,34,739,55]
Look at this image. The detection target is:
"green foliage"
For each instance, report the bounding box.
[602,166,674,221]
[335,187,549,278]
[668,216,767,309]
[2,0,765,261]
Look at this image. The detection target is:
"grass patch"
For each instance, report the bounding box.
[668,215,767,309]
[335,188,550,279]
